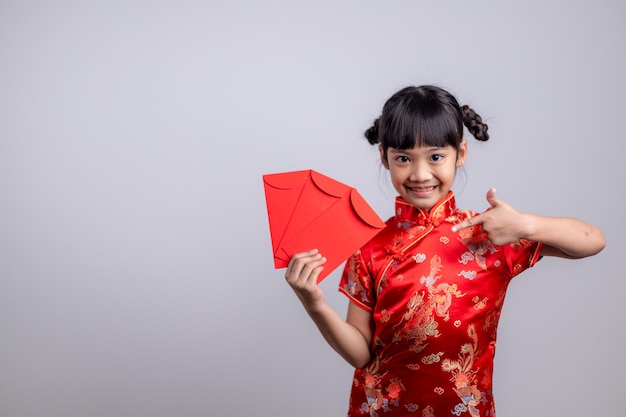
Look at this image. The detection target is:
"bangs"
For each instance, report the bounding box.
[382,90,462,150]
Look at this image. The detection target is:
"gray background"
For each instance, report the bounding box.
[1,1,624,416]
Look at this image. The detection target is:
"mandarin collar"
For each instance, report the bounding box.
[394,191,456,227]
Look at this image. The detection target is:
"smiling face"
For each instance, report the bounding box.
[381,142,467,211]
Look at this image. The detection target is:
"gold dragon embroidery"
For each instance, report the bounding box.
[393,255,466,354]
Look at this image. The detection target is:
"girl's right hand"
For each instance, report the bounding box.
[285,249,327,310]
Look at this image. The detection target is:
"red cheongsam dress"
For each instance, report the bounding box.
[339,192,542,417]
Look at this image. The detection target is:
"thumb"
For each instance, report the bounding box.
[486,187,499,208]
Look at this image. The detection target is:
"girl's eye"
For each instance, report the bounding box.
[430,154,444,162]
[395,156,410,163]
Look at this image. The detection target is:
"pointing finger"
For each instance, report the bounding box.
[451,215,481,233]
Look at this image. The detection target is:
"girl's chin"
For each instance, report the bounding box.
[402,190,448,210]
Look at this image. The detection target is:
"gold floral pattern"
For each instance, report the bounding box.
[339,192,542,416]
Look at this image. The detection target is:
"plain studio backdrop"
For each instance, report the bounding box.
[1,1,624,416]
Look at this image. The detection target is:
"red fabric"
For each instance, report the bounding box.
[339,192,542,417]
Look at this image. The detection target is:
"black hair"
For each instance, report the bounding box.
[364,85,489,158]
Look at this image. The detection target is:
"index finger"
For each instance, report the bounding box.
[451,215,481,233]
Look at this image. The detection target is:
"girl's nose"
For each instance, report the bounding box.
[409,164,432,182]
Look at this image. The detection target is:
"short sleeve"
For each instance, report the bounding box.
[502,239,543,278]
[338,249,375,312]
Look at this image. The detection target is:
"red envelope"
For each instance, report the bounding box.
[263,169,386,282]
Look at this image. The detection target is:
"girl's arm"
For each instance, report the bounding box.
[523,214,605,258]
[285,250,373,368]
[452,188,606,258]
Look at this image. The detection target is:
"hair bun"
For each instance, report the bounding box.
[364,118,381,145]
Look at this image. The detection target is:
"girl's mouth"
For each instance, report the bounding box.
[407,185,436,197]
[408,185,436,192]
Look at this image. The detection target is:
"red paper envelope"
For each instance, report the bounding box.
[263,169,386,282]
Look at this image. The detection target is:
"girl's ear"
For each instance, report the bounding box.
[456,140,468,167]
[379,146,389,169]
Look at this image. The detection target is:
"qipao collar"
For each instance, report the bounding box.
[394,191,457,227]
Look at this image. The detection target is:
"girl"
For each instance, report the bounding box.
[285,85,605,417]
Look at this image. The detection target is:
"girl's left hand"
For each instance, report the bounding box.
[452,188,530,245]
